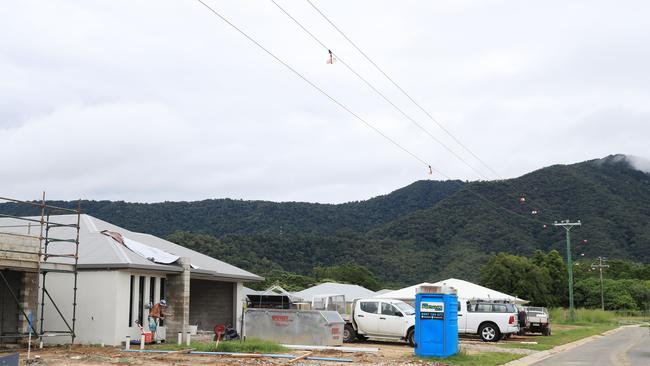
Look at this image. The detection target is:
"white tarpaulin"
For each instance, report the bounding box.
[122,237,180,264]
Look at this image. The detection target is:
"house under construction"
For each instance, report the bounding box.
[0,195,80,345]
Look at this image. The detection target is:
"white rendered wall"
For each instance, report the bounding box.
[41,270,168,346]
[115,271,167,345]
[42,271,244,345]
[234,282,244,334]
[41,271,120,345]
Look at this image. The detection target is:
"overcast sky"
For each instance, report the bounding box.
[1,0,649,203]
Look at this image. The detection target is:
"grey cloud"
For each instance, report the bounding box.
[1,0,649,203]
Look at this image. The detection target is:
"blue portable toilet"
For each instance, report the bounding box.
[414,286,458,358]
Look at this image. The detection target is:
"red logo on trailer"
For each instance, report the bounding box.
[271,315,290,327]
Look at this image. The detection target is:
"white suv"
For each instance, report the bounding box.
[344,298,416,346]
[458,300,520,342]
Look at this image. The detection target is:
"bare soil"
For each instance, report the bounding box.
[6,343,422,366]
[4,337,533,366]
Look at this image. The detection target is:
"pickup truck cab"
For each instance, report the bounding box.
[458,300,520,342]
[343,298,416,346]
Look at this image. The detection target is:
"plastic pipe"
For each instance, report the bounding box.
[186,332,191,346]
[140,335,145,350]
[177,332,182,345]
[125,336,130,350]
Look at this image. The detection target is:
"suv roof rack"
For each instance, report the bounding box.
[467,298,516,304]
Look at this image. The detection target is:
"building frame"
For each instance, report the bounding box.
[0,194,80,344]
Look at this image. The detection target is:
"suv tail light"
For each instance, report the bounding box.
[509,315,515,325]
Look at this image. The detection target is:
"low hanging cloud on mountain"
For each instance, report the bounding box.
[626,156,650,174]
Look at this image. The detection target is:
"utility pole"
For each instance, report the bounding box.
[554,219,581,322]
[591,257,609,311]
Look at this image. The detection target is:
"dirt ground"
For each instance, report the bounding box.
[3,335,545,366]
[5,343,418,366]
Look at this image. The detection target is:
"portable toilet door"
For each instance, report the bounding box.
[414,293,458,358]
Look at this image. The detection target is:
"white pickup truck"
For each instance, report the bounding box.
[458,300,520,342]
[342,298,416,346]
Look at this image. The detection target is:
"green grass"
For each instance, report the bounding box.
[418,351,524,366]
[549,308,616,324]
[499,323,617,351]
[153,338,287,353]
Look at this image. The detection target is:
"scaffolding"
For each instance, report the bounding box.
[0,193,80,345]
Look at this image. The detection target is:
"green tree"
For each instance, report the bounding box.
[249,270,315,292]
[480,252,553,306]
[312,262,383,291]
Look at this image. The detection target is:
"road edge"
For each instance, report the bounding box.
[502,325,635,366]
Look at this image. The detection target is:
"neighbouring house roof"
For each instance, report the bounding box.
[378,278,527,304]
[0,214,262,282]
[374,289,393,296]
[293,282,376,303]
[243,287,261,296]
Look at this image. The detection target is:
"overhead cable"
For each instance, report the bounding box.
[305,0,502,180]
[304,0,558,223]
[194,0,447,178]
[269,0,490,180]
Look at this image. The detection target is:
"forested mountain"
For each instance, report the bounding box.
[0,179,464,238]
[2,155,649,288]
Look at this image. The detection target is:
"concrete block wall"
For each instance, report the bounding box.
[0,270,21,337]
[165,258,190,342]
[189,279,234,331]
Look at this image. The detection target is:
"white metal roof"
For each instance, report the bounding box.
[377,278,527,304]
[0,214,262,282]
[293,282,376,302]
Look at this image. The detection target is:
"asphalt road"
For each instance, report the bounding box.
[533,326,650,366]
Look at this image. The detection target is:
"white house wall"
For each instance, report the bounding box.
[234,282,244,334]
[115,271,168,346]
[40,271,120,345]
[41,270,246,345]
[41,270,168,346]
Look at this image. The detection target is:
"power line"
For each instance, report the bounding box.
[194,0,446,177]
[305,0,502,180]
[268,0,490,180]
[303,0,558,224]
[193,0,553,228]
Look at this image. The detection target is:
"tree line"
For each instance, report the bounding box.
[480,251,650,310]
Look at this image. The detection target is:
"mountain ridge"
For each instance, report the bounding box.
[1,154,648,286]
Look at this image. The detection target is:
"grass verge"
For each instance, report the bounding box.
[418,351,524,366]
[152,338,287,353]
[499,323,617,351]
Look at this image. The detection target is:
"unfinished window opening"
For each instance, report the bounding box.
[149,277,155,306]
[128,275,134,327]
[159,278,165,326]
[138,276,144,326]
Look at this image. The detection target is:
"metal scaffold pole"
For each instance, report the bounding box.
[71,200,81,345]
[0,193,81,345]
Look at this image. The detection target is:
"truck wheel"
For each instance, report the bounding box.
[343,324,357,343]
[479,323,501,342]
[407,328,415,347]
[542,326,551,336]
